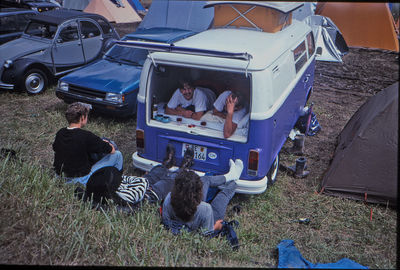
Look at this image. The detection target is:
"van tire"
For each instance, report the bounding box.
[23,68,48,95]
[267,154,279,186]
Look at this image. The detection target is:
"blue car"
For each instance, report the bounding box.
[55,0,213,117]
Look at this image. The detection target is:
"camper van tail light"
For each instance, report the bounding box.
[136,129,145,152]
[248,150,259,176]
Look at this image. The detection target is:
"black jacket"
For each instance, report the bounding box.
[53,128,112,177]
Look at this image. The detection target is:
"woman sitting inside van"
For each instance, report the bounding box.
[212,90,248,138]
[162,159,243,233]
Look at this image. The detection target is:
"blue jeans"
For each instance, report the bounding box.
[200,175,237,221]
[145,165,179,201]
[64,150,123,186]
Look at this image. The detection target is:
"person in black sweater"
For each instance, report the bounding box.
[53,102,123,185]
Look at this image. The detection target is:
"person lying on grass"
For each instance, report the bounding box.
[53,102,123,186]
[81,144,243,217]
[161,159,243,232]
[79,143,195,209]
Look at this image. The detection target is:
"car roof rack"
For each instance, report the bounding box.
[115,40,253,61]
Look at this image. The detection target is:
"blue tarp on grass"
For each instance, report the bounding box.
[277,240,368,269]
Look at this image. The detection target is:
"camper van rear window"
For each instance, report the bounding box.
[293,41,307,73]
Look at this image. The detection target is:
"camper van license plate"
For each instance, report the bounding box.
[182,143,207,161]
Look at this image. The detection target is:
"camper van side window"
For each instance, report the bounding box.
[293,40,307,73]
[307,32,315,57]
[293,41,306,61]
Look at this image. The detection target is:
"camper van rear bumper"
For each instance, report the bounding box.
[132,152,268,195]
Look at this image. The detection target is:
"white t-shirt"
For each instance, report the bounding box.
[167,87,215,113]
[213,90,247,124]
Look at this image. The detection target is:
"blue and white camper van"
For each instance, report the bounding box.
[125,2,316,194]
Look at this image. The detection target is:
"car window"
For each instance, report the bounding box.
[25,21,57,39]
[94,17,112,34]
[58,21,79,42]
[0,15,18,34]
[16,13,35,31]
[80,20,101,39]
[105,44,148,66]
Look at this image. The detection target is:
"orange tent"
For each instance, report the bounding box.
[316,2,399,52]
[84,0,142,23]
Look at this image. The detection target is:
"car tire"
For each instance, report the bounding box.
[22,68,48,95]
[267,153,279,186]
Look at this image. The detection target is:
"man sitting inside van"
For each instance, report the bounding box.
[165,79,215,121]
[212,90,248,138]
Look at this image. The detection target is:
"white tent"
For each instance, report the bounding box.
[304,15,349,63]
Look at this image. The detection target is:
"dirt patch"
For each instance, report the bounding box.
[281,48,399,191]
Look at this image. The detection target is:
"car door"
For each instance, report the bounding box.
[52,20,85,74]
[79,19,103,63]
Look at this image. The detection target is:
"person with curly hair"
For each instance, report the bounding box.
[162,159,244,233]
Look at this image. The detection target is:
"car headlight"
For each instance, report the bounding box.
[105,93,124,103]
[3,60,13,69]
[58,81,69,91]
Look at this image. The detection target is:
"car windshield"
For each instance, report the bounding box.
[104,44,148,66]
[25,21,57,39]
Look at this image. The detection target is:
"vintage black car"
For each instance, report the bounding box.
[0,8,38,45]
[0,0,60,12]
[0,9,120,94]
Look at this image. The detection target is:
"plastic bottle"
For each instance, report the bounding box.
[152,95,157,119]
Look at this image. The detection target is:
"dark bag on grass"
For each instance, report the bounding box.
[294,104,321,136]
[83,166,122,205]
[160,210,240,250]
[205,220,240,250]
[83,166,148,208]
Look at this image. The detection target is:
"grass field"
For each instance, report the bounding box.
[0,86,396,267]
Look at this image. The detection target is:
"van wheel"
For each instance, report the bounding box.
[267,154,279,186]
[23,68,48,95]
